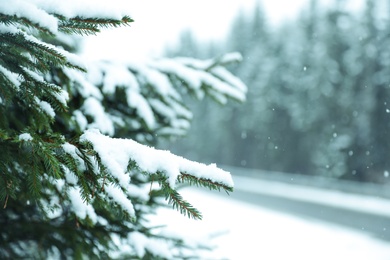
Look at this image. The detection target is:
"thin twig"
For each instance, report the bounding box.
[3,194,9,209]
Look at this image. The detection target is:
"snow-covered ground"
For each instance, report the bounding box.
[155,180,390,260]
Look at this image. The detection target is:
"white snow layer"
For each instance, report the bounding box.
[72,110,88,131]
[39,100,55,118]
[0,65,21,88]
[18,133,33,141]
[0,0,58,33]
[62,142,86,172]
[160,187,390,260]
[64,68,103,100]
[68,187,98,224]
[149,59,203,91]
[54,89,69,106]
[127,91,156,129]
[100,62,140,95]
[105,184,135,217]
[34,97,55,118]
[79,129,234,189]
[82,97,115,136]
[131,62,181,100]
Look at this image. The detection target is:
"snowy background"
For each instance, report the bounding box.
[81,0,366,61]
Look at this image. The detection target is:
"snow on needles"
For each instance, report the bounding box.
[1,0,58,33]
[68,187,98,224]
[80,129,234,189]
[19,133,33,141]
[1,0,133,34]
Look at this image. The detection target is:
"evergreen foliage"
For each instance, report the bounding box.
[0,2,246,259]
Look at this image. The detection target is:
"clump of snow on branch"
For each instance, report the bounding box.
[53,89,69,106]
[59,127,234,225]
[104,185,136,217]
[80,129,234,189]
[0,65,21,89]
[35,97,55,118]
[19,133,33,141]
[68,187,98,223]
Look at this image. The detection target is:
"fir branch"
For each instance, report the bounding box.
[73,147,98,203]
[0,169,11,208]
[89,150,110,192]
[161,180,203,220]
[13,89,55,131]
[127,158,232,220]
[58,22,100,36]
[178,173,233,194]
[0,70,19,105]
[0,159,21,208]
[147,172,202,220]
[57,15,133,36]
[35,142,62,179]
[205,53,242,72]
[64,62,87,73]
[27,149,43,197]
[0,14,54,35]
[1,31,86,75]
[24,41,68,70]
[69,16,134,28]
[0,49,39,74]
[148,169,233,219]
[40,84,69,113]
[0,129,9,140]
[61,154,80,179]
[0,32,67,72]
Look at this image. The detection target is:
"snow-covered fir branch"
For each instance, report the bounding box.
[0,1,246,259]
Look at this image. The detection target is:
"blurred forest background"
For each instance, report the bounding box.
[160,0,390,184]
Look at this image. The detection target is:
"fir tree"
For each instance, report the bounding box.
[0,1,246,259]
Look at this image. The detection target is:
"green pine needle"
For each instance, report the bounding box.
[178,173,233,194]
[57,15,134,36]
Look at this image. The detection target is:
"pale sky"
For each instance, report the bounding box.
[81,0,364,61]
